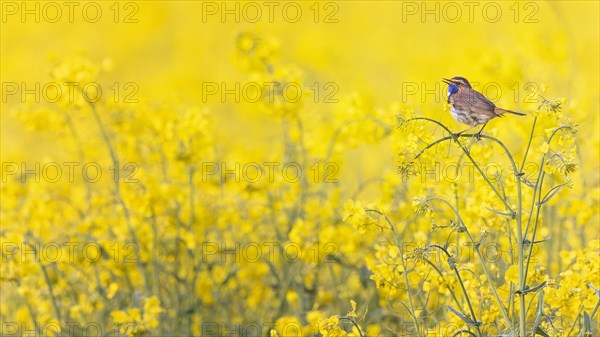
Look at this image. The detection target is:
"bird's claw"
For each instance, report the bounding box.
[475,132,482,141]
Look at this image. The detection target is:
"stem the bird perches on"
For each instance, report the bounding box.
[405,116,529,336]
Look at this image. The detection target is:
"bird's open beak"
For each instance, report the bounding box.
[442,78,453,85]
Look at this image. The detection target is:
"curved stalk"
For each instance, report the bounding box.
[426,197,513,329]
[427,244,483,336]
[365,209,422,336]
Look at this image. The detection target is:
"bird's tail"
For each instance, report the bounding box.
[494,107,526,116]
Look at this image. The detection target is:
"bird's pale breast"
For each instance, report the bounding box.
[450,105,479,126]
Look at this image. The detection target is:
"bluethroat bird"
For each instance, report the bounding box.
[443,76,526,140]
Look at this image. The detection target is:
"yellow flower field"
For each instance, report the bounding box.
[1,1,598,336]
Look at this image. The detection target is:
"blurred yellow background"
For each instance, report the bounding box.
[3,2,598,158]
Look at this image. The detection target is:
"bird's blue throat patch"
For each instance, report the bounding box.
[447,84,458,95]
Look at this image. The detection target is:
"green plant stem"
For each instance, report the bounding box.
[339,316,365,337]
[422,258,465,313]
[590,299,600,320]
[565,303,584,337]
[399,248,421,337]
[22,239,62,322]
[523,174,545,285]
[523,125,574,292]
[428,244,482,337]
[40,259,62,322]
[409,117,526,335]
[519,116,538,173]
[366,209,422,337]
[86,97,151,293]
[408,117,580,337]
[515,165,526,337]
[409,118,516,215]
[427,197,513,329]
[451,330,479,337]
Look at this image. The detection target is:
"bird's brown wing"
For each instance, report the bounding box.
[460,89,499,117]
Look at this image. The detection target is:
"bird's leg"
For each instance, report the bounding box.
[453,126,473,141]
[474,123,487,141]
